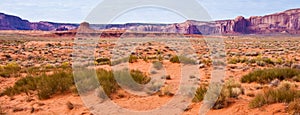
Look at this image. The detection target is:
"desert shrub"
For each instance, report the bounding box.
[1,76,38,96]
[241,68,300,83]
[141,56,149,62]
[61,62,71,68]
[192,86,207,102]
[158,86,174,97]
[129,55,138,63]
[96,58,111,65]
[274,58,284,65]
[249,82,300,108]
[111,55,138,64]
[0,62,21,78]
[201,59,212,66]
[292,75,300,82]
[158,55,163,61]
[287,99,300,115]
[261,57,275,65]
[170,55,196,64]
[111,57,129,65]
[97,69,150,96]
[193,79,243,109]
[130,70,150,84]
[152,61,163,70]
[223,78,244,98]
[228,57,248,64]
[247,58,257,64]
[96,69,117,96]
[213,79,243,109]
[37,71,74,99]
[170,55,180,63]
[1,70,74,100]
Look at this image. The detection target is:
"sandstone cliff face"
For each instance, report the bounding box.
[0,8,300,34]
[246,9,300,34]
[0,13,31,30]
[0,13,78,31]
[96,8,300,35]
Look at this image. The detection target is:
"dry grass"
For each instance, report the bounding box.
[241,68,300,83]
[249,81,300,108]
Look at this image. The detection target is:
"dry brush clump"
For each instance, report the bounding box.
[77,68,150,98]
[95,58,111,65]
[241,68,300,84]
[1,70,74,100]
[249,81,300,108]
[0,62,21,78]
[193,79,244,109]
[287,99,300,115]
[169,55,197,64]
[1,68,150,100]
[227,56,282,67]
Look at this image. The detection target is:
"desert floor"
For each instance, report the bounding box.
[0,33,300,115]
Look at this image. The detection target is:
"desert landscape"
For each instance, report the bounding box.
[1,5,300,115]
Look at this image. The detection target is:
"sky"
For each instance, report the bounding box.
[0,0,299,24]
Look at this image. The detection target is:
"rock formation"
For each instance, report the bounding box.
[1,8,300,34]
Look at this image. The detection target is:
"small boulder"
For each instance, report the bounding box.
[269,79,280,87]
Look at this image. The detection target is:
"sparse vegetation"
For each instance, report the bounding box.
[213,79,243,109]
[170,55,180,63]
[287,99,300,115]
[192,85,207,102]
[0,62,21,78]
[249,81,300,108]
[193,79,243,109]
[96,58,111,65]
[1,70,74,99]
[241,68,300,83]
[228,56,275,66]
[129,55,138,63]
[169,55,196,64]
[158,86,174,97]
[1,68,150,99]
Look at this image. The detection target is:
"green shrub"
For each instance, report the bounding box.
[249,83,300,108]
[96,69,117,96]
[96,58,111,65]
[192,86,207,102]
[223,78,244,98]
[193,79,243,109]
[111,57,129,66]
[1,70,74,100]
[241,68,300,83]
[96,69,150,97]
[37,71,74,99]
[170,55,196,64]
[287,99,300,115]
[158,86,174,97]
[170,55,180,63]
[0,62,21,78]
[61,62,71,68]
[129,55,138,63]
[2,67,150,100]
[228,57,248,64]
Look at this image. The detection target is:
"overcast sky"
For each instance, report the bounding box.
[0,0,299,24]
